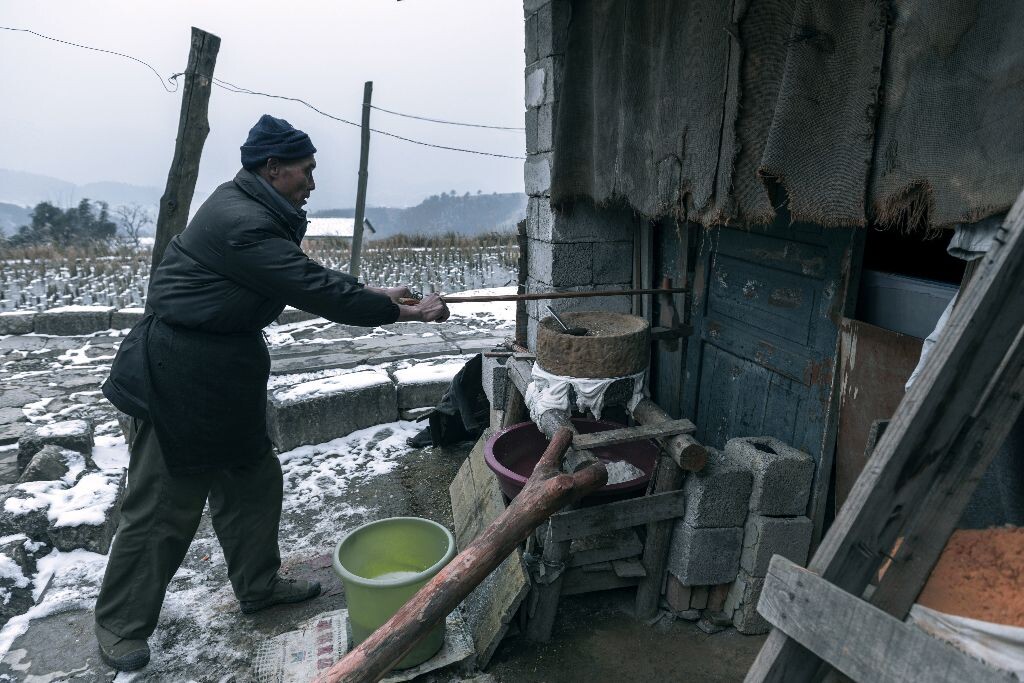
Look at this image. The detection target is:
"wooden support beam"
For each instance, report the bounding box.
[547,489,687,542]
[151,27,220,276]
[746,187,1024,683]
[631,398,707,472]
[572,419,695,450]
[634,453,686,619]
[758,557,1015,683]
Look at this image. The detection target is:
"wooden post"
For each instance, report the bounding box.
[349,81,373,278]
[516,218,529,347]
[150,27,220,277]
[634,452,686,619]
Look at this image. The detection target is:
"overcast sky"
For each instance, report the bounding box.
[0,1,526,209]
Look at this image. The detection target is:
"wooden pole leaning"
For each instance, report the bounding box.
[151,27,220,279]
[746,186,1024,682]
[349,81,373,278]
[316,428,607,683]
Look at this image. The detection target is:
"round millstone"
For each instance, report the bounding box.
[536,311,650,378]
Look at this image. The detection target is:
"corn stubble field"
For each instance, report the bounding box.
[0,232,519,312]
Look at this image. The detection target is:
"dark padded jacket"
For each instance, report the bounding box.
[102,169,399,473]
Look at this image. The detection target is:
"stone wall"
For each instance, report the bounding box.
[523,0,636,349]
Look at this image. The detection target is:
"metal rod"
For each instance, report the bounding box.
[440,286,687,304]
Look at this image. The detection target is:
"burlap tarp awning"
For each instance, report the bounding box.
[550,0,1024,229]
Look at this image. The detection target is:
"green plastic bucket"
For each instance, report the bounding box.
[333,517,456,669]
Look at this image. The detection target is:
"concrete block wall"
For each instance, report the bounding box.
[523,0,635,349]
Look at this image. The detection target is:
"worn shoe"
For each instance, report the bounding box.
[95,623,150,672]
[240,577,322,614]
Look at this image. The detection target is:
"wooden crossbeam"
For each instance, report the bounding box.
[746,187,1024,682]
[571,419,696,450]
[758,557,1014,683]
[547,489,687,542]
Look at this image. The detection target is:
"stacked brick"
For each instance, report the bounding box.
[664,436,815,635]
[522,0,636,349]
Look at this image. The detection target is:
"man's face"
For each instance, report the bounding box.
[266,156,316,209]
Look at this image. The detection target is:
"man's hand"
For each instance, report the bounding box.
[397,293,450,323]
[366,285,414,304]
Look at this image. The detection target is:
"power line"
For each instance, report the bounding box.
[6,24,526,160]
[369,104,525,132]
[206,77,525,160]
[0,25,178,92]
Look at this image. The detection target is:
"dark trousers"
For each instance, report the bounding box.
[94,419,283,640]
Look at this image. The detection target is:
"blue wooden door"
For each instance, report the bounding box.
[677,221,860,534]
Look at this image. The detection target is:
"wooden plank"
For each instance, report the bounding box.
[758,557,1015,683]
[835,319,921,508]
[572,419,696,450]
[871,318,1024,617]
[631,398,707,471]
[612,558,647,579]
[561,567,642,596]
[634,454,686,619]
[448,431,530,668]
[568,528,643,567]
[547,489,687,542]
[747,188,1024,682]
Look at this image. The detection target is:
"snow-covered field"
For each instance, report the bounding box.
[0,284,516,679]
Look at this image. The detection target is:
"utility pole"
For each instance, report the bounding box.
[349,81,373,278]
[151,27,220,280]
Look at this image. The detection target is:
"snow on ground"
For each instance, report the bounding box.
[0,284,517,677]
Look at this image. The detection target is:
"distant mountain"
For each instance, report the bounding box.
[0,202,32,236]
[313,191,526,238]
[0,168,166,209]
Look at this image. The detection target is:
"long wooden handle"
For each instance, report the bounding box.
[316,427,608,683]
[397,286,687,306]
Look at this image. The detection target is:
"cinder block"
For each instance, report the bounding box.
[525,67,546,108]
[536,0,571,57]
[18,419,94,472]
[726,569,770,635]
[33,306,114,336]
[741,514,812,577]
[481,354,510,408]
[525,153,552,197]
[550,200,637,243]
[276,307,319,325]
[525,107,539,153]
[690,585,709,610]
[525,278,633,319]
[683,447,754,528]
[266,370,398,452]
[524,0,550,17]
[391,363,461,411]
[527,239,592,287]
[0,311,35,335]
[592,241,634,285]
[527,197,554,242]
[524,11,539,65]
[665,574,691,612]
[726,436,815,516]
[667,523,742,586]
[535,102,554,153]
[111,307,146,330]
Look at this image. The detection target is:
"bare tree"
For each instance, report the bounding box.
[115,203,153,250]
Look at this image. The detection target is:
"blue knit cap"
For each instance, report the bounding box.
[240,115,317,169]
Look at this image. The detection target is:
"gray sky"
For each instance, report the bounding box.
[0,1,526,209]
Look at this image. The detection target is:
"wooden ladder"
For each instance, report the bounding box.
[745,188,1024,682]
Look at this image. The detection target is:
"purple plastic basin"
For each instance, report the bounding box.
[484,418,659,502]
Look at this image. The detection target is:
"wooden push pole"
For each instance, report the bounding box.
[349,81,373,278]
[316,428,607,683]
[151,27,220,277]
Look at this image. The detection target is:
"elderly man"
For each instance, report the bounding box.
[95,115,448,671]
